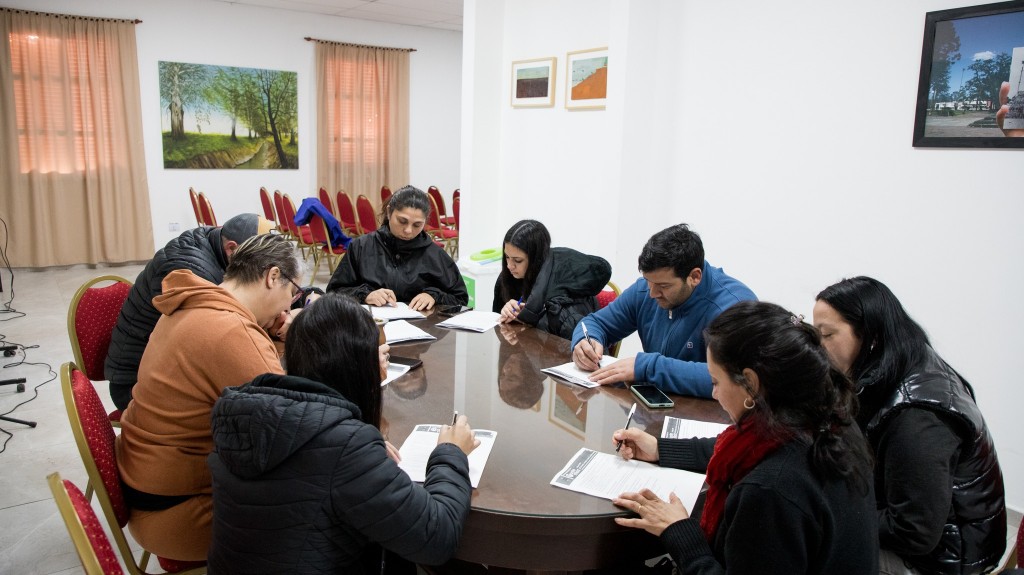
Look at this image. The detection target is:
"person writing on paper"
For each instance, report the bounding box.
[815,277,1006,575]
[611,301,877,574]
[571,224,755,397]
[493,219,611,339]
[326,186,468,311]
[208,293,480,574]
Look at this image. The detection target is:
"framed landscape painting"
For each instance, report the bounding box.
[511,57,556,107]
[912,0,1024,148]
[566,47,608,110]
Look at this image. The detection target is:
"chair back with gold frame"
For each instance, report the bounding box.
[197,192,217,226]
[48,472,125,575]
[317,187,337,218]
[282,193,317,260]
[355,194,378,234]
[60,362,207,575]
[272,190,290,238]
[425,193,458,258]
[259,187,278,230]
[335,190,360,237]
[596,281,622,356]
[188,188,203,227]
[307,213,346,283]
[380,185,392,207]
[67,276,132,426]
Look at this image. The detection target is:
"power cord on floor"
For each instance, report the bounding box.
[0,339,55,454]
[0,217,24,321]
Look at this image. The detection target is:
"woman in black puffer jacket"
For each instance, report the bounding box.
[207,293,479,574]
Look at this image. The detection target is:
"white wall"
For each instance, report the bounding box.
[462,0,1023,510]
[0,0,462,248]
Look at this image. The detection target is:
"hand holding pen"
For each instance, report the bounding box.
[438,411,480,456]
[572,321,605,371]
[615,403,637,452]
[498,296,526,323]
[613,406,660,462]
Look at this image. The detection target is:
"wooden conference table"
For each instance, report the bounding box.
[380,312,730,573]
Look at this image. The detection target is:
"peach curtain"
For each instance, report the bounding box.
[0,9,153,267]
[315,40,409,214]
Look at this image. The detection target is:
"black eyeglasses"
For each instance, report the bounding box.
[284,275,304,305]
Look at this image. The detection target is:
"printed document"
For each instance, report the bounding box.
[542,356,620,388]
[661,416,729,440]
[436,310,501,332]
[383,320,436,345]
[398,425,497,488]
[366,302,427,321]
[381,363,412,386]
[551,447,706,507]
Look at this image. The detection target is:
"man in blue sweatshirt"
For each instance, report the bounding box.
[571,224,756,398]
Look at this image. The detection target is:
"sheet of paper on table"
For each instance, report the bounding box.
[661,416,729,440]
[381,363,412,387]
[541,355,620,389]
[436,310,502,332]
[384,320,436,345]
[550,447,706,508]
[366,302,427,321]
[397,425,497,488]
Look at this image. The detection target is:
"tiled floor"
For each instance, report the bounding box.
[0,264,1019,574]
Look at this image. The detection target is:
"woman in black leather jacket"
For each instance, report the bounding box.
[327,186,467,311]
[493,219,611,339]
[814,276,1006,575]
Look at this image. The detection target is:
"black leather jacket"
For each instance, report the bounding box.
[326,224,468,307]
[863,348,1006,575]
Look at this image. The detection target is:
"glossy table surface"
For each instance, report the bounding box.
[381,313,729,571]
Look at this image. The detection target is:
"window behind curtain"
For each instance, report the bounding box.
[9,32,118,174]
[315,41,409,213]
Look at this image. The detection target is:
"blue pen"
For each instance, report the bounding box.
[515,296,524,314]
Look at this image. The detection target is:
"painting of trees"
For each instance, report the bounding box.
[965,52,1011,109]
[929,21,961,103]
[159,60,298,169]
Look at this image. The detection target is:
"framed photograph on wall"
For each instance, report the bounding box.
[912,0,1024,148]
[566,47,608,110]
[511,57,556,108]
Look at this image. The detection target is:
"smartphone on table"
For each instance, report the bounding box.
[437,305,472,317]
[630,383,675,409]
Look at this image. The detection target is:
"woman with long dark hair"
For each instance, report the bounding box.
[493,219,611,339]
[207,293,480,574]
[327,185,467,311]
[815,277,1006,575]
[612,300,877,574]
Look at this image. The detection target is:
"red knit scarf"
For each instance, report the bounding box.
[700,413,788,542]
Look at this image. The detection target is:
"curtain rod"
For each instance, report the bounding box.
[0,7,141,24]
[304,37,414,52]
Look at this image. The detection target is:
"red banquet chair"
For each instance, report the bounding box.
[425,193,458,258]
[596,281,622,357]
[259,187,278,231]
[282,193,317,260]
[318,187,337,218]
[272,190,290,238]
[188,188,203,227]
[308,213,346,283]
[335,190,360,237]
[61,362,206,575]
[197,191,217,226]
[380,185,392,207]
[48,472,125,575]
[355,194,378,234]
[67,276,132,426]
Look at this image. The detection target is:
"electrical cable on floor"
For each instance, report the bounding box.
[0,340,54,455]
[0,217,24,321]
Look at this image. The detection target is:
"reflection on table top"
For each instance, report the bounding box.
[381,313,729,520]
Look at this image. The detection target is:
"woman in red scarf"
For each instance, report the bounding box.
[612,301,877,574]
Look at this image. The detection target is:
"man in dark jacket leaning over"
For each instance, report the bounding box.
[105,213,273,411]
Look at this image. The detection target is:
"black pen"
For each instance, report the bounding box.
[615,403,637,452]
[581,321,598,355]
[451,410,458,425]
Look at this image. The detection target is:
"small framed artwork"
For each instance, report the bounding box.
[547,382,587,439]
[566,47,608,110]
[912,1,1024,148]
[511,57,556,108]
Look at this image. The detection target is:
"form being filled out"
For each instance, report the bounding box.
[550,448,706,508]
[397,425,497,488]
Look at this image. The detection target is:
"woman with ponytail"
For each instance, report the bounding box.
[611,300,877,575]
[815,277,1006,575]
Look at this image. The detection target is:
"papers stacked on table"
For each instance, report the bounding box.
[541,356,619,388]
[398,425,497,488]
[384,320,436,345]
[367,302,427,321]
[661,416,729,440]
[550,447,706,507]
[381,362,412,386]
[436,310,501,332]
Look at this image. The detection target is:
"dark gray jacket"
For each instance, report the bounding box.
[207,374,472,574]
[105,226,228,410]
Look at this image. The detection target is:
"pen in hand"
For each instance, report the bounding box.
[615,403,637,453]
[581,321,598,355]
[451,411,459,425]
